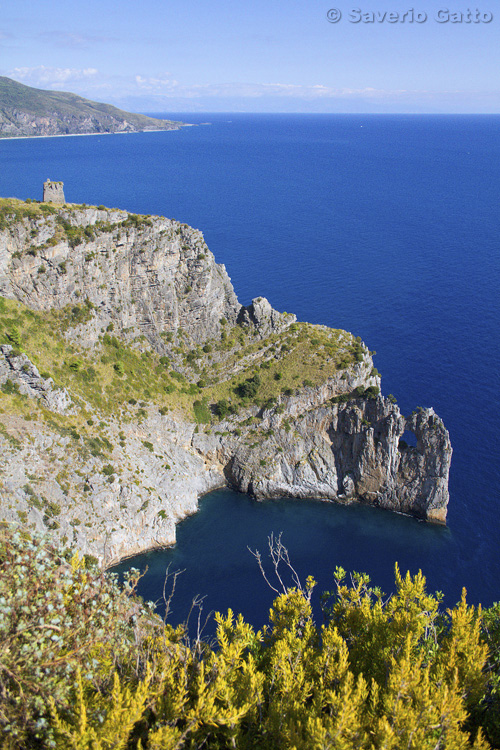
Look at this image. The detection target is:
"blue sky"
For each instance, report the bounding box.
[2,0,499,112]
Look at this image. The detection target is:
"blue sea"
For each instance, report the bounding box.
[1,114,500,627]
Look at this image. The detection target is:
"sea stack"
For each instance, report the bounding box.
[43,179,65,204]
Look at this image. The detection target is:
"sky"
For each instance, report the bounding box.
[1,0,499,113]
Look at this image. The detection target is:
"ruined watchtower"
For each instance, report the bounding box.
[43,179,65,204]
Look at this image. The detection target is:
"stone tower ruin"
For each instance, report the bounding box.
[43,180,65,204]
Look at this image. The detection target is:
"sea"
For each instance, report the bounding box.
[1,114,499,629]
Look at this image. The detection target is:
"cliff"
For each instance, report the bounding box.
[0,77,183,138]
[0,197,452,564]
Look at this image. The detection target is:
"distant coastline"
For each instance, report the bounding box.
[0,75,185,139]
[0,127,188,142]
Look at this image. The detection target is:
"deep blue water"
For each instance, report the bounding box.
[1,114,499,626]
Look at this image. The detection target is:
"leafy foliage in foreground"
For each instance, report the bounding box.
[1,527,500,749]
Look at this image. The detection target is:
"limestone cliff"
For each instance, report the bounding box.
[0,198,452,564]
[0,201,241,348]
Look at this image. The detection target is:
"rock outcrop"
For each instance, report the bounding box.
[238,297,296,337]
[0,345,73,414]
[194,385,452,524]
[0,197,452,565]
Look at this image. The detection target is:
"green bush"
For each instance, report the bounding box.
[1,379,20,395]
[1,527,500,749]
[0,528,156,748]
[214,399,229,418]
[236,374,260,399]
[193,398,211,424]
[6,328,21,348]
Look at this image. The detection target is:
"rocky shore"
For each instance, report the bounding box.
[0,197,452,565]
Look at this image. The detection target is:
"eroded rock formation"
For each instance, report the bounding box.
[0,198,452,564]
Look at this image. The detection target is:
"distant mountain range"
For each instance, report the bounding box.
[0,76,183,138]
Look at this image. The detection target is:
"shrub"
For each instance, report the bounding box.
[214,399,229,418]
[0,527,499,750]
[0,527,156,747]
[6,328,21,348]
[1,379,20,396]
[193,398,211,424]
[236,374,260,399]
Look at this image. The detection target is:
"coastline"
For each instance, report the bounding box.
[0,126,186,142]
[0,200,452,567]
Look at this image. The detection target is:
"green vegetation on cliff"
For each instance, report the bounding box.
[0,294,371,425]
[1,526,500,749]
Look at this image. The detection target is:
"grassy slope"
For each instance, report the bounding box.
[0,76,182,131]
[0,294,370,429]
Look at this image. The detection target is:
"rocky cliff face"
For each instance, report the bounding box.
[194,379,451,524]
[0,202,241,349]
[0,198,452,564]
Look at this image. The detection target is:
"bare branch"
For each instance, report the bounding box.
[162,563,185,624]
[247,545,281,594]
[249,532,310,599]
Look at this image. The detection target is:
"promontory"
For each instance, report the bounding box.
[0,77,183,138]
[0,193,452,564]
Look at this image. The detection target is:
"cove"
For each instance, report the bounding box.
[115,487,455,633]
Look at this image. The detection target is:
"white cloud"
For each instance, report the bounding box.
[134,74,178,92]
[1,67,456,111]
[6,66,99,89]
